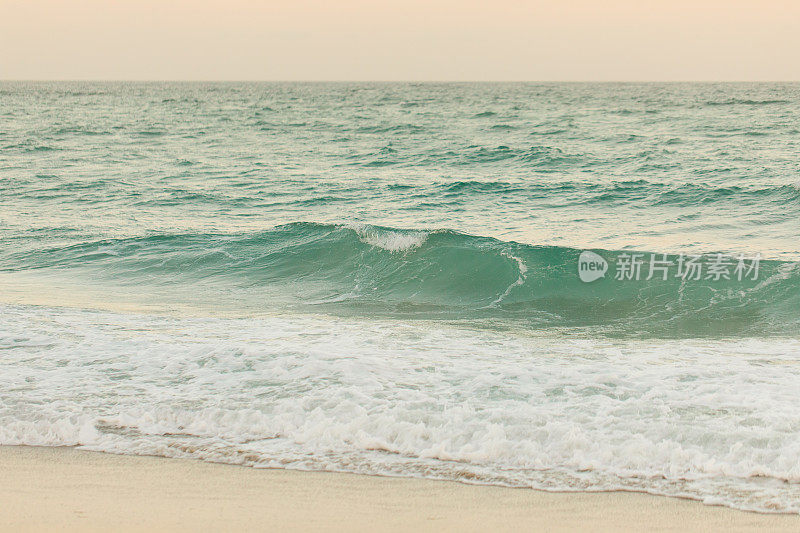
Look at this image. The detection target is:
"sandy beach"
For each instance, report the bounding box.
[1,446,798,532]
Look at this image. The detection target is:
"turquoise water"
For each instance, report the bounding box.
[2,82,800,512]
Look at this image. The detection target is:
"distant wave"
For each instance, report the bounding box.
[705,98,791,106]
[423,180,800,208]
[7,177,799,211]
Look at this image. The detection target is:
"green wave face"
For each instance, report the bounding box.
[3,222,798,337]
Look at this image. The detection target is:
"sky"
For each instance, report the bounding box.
[2,0,799,81]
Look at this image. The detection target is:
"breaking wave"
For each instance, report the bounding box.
[3,222,798,336]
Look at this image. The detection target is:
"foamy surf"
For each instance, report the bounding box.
[2,302,800,513]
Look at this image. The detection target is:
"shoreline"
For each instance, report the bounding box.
[2,446,799,532]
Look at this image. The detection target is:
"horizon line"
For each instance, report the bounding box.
[3,79,800,84]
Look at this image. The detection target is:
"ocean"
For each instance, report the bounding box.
[1,82,799,513]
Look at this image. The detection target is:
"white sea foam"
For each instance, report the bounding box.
[491,252,528,305]
[346,223,428,252]
[2,303,800,513]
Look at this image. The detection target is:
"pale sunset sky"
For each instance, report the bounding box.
[1,0,799,80]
